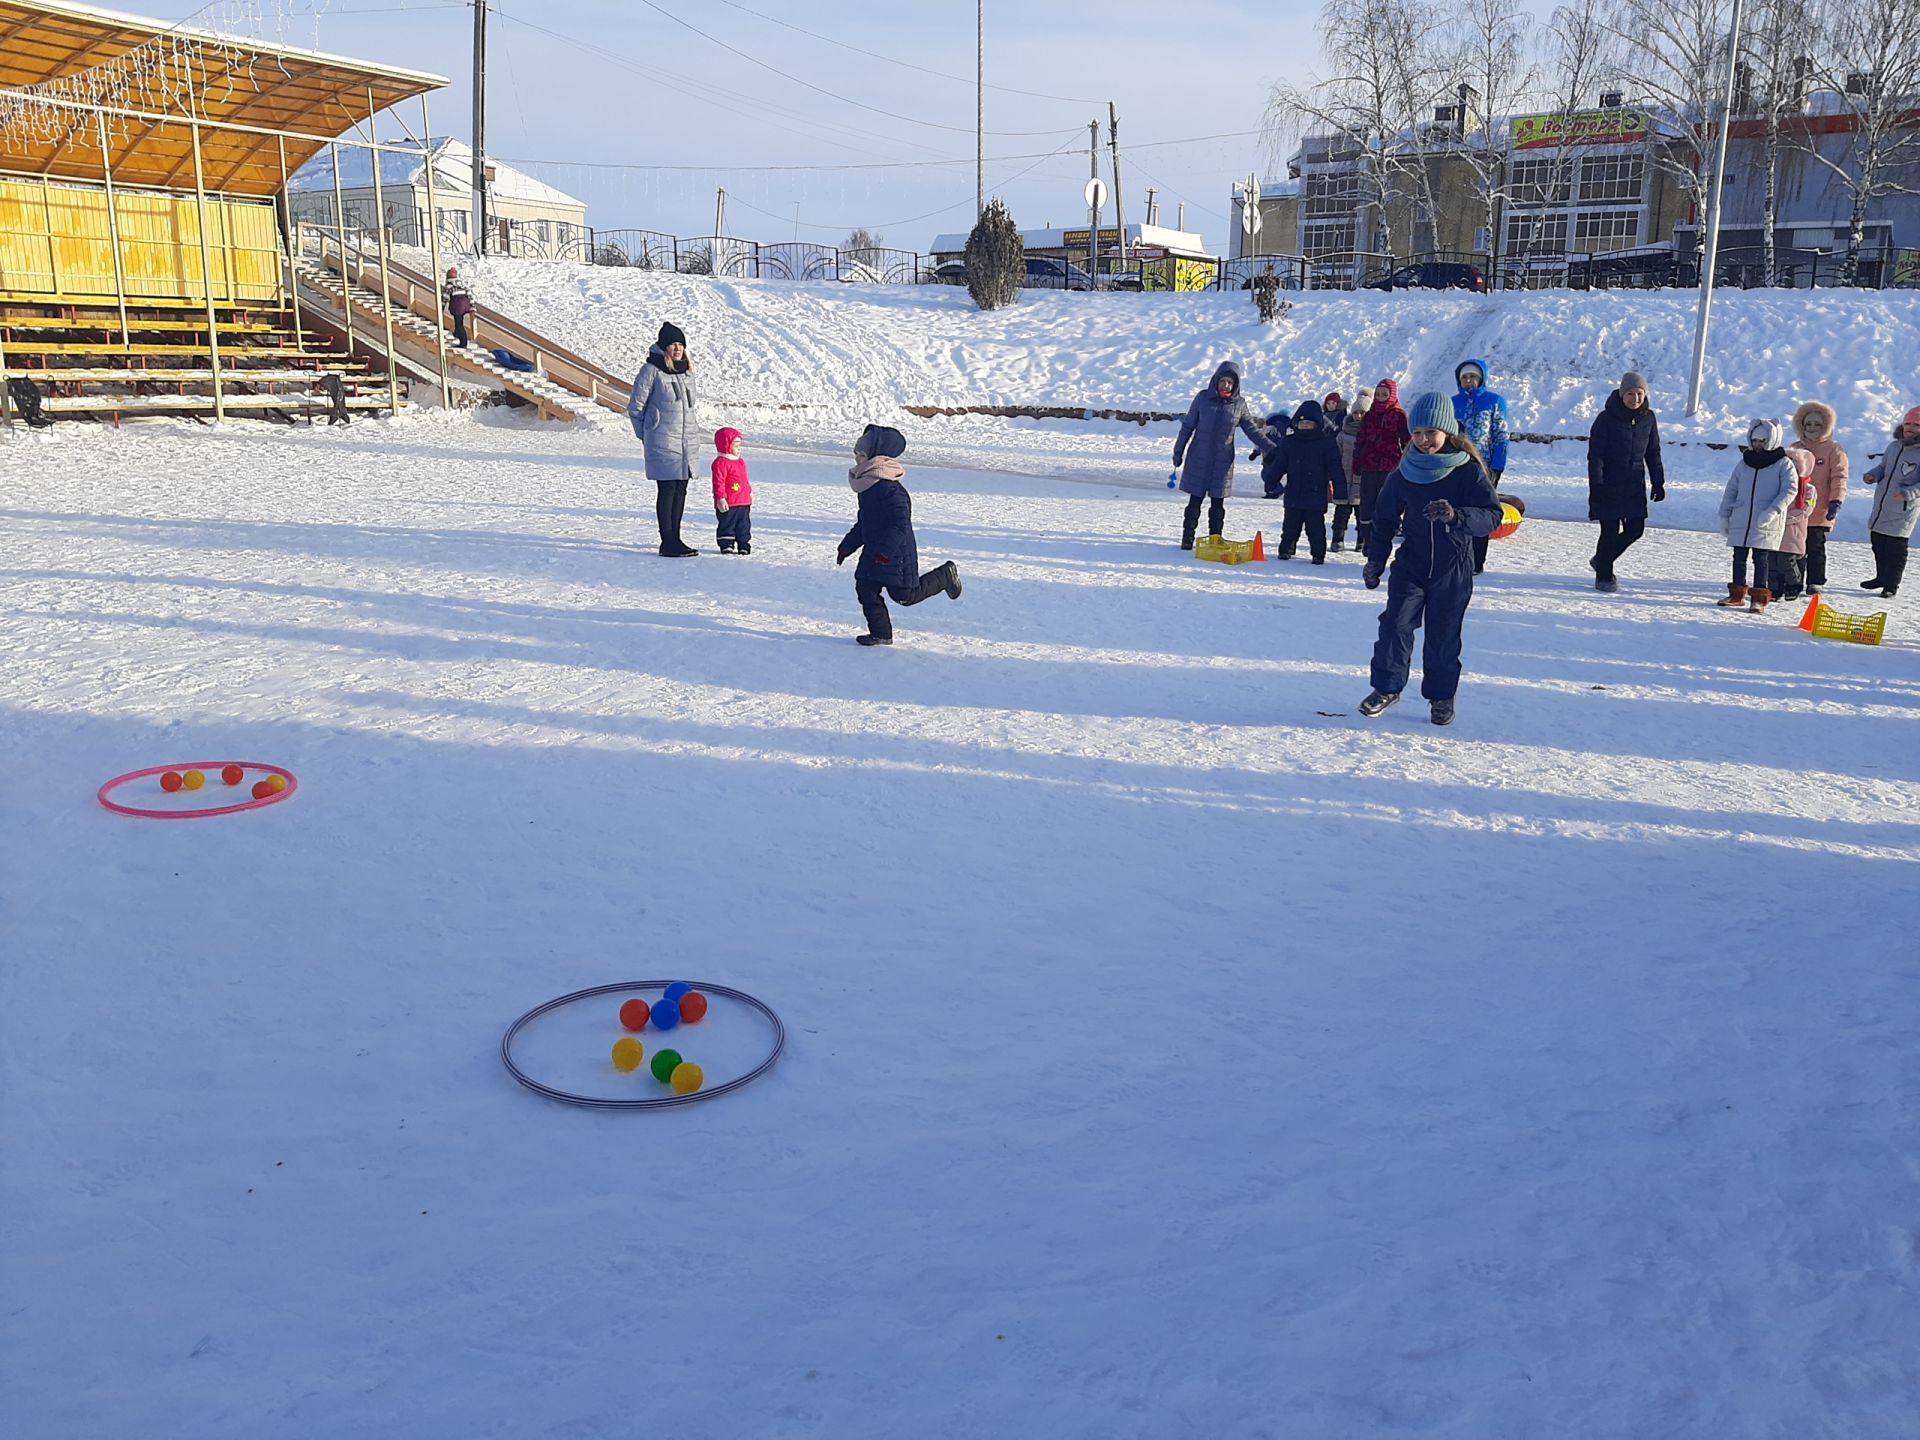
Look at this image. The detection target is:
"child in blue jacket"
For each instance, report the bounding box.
[1359,392,1502,726]
[1452,359,1510,575]
[835,425,962,646]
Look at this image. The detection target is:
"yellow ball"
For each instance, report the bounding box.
[611,1037,645,1072]
[265,774,289,794]
[183,769,206,790]
[669,1061,704,1095]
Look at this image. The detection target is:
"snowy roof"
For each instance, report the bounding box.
[289,138,584,210]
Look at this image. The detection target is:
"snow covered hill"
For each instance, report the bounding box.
[448,255,1920,448]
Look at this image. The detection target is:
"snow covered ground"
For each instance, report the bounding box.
[5,399,1918,1439]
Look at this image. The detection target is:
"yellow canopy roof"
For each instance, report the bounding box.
[0,0,447,196]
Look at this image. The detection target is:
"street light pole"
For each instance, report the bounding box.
[976,1,984,218]
[1687,0,1746,416]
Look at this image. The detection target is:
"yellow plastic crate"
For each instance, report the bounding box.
[1192,531,1265,565]
[1800,600,1886,646]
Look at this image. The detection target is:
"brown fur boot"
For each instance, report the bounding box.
[1747,586,1773,613]
[1716,583,1749,607]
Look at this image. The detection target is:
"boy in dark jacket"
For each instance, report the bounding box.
[836,425,962,646]
[1359,392,1502,726]
[1265,399,1343,563]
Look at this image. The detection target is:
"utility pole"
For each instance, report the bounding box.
[975,1,984,218]
[1687,0,1746,416]
[471,0,488,255]
[715,186,727,238]
[1089,119,1101,284]
[1107,101,1129,262]
[1144,187,1158,226]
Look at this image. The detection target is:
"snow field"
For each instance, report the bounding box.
[1,406,1917,1438]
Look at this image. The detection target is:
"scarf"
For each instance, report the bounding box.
[1398,448,1470,485]
[1740,445,1786,468]
[849,455,905,493]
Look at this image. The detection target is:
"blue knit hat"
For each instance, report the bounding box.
[1406,391,1459,435]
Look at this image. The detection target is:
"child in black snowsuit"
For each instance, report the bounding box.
[1263,398,1344,563]
[1358,391,1501,726]
[836,424,962,646]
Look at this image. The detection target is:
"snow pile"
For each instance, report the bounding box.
[450,255,1920,444]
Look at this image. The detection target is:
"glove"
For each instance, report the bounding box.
[1651,484,1666,503]
[1825,500,1841,521]
[835,545,851,566]
[1363,563,1382,590]
[716,498,729,515]
[1423,498,1456,523]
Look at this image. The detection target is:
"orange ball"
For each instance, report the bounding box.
[183,770,206,791]
[265,774,288,794]
[221,765,245,786]
[251,779,274,799]
[618,998,651,1031]
[679,991,709,1023]
[159,771,183,793]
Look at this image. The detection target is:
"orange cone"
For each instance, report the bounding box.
[1250,530,1266,562]
[1797,596,1821,632]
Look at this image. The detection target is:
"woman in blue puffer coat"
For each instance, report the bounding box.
[628,321,700,556]
[1172,359,1275,549]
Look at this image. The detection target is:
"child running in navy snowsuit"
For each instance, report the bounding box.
[1359,392,1501,726]
[1263,398,1344,563]
[836,424,962,646]
[712,427,752,554]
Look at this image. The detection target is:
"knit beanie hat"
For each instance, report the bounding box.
[1620,370,1648,392]
[657,321,688,349]
[854,423,907,460]
[1406,391,1460,435]
[1788,445,1815,477]
[1323,391,1345,409]
[1354,386,1375,411]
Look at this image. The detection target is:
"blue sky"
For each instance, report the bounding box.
[133,0,1303,254]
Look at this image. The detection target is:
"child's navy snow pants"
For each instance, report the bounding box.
[1370,565,1473,702]
[717,504,751,549]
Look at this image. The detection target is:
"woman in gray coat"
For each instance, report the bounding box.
[628,321,700,556]
[1173,359,1273,549]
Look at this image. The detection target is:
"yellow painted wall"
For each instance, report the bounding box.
[0,175,281,303]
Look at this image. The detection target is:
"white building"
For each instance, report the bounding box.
[290,138,588,258]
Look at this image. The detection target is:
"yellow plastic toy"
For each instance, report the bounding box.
[1192,531,1267,565]
[1797,597,1887,646]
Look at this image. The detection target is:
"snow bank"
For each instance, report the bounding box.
[449,255,1920,445]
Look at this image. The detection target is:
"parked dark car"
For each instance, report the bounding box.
[1023,256,1095,291]
[929,259,968,285]
[1364,261,1486,293]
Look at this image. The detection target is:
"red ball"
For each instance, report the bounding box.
[619,998,651,1031]
[678,991,709,1023]
[159,771,183,792]
[221,765,245,786]
[251,779,274,799]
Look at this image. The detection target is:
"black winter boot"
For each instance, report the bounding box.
[1358,690,1399,718]
[944,562,962,599]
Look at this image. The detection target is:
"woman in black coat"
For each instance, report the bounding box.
[1586,370,1666,593]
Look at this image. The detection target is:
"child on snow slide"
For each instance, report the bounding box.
[712,427,752,554]
[1264,398,1343,563]
[1172,360,1274,550]
[1717,419,1799,615]
[1357,392,1501,727]
[1331,386,1372,552]
[1859,405,1920,599]
[836,424,962,646]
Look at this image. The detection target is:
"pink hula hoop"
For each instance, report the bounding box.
[97,761,299,820]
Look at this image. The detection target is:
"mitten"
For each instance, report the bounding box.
[1825,500,1841,521]
[716,498,729,515]
[835,545,851,566]
[1363,564,1382,590]
[1423,498,1456,522]
[1651,483,1666,503]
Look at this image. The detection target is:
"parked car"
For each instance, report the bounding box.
[1363,260,1486,293]
[1099,268,1145,292]
[1023,256,1095,291]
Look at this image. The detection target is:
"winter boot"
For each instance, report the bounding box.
[855,632,893,646]
[943,562,962,599]
[1716,583,1748,608]
[1358,690,1400,718]
[737,542,751,555]
[1430,699,1455,726]
[1860,577,1884,591]
[718,542,736,555]
[1748,587,1773,614]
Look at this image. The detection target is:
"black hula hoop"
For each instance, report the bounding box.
[501,980,786,1110]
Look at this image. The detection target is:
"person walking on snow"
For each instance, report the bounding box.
[1173,360,1274,550]
[1859,405,1920,598]
[1791,401,1849,596]
[1357,392,1502,727]
[442,267,474,348]
[712,427,753,555]
[1587,371,1666,593]
[836,424,962,646]
[628,322,700,557]
[1263,398,1343,563]
[1352,378,1410,557]
[1717,419,1799,614]
[1452,360,1510,575]
[1331,386,1372,552]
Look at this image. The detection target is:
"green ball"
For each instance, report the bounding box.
[650,1048,683,1083]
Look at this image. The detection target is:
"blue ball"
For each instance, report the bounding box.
[651,997,681,1030]
[1167,471,1179,489]
[663,981,692,1003]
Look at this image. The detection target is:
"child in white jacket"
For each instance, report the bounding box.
[1861,405,1920,598]
[1718,419,1798,614]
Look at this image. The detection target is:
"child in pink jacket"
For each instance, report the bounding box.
[1774,446,1819,601]
[712,427,752,554]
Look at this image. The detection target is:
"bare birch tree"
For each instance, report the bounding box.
[1507,0,1618,272]
[1742,0,1818,282]
[1803,0,1920,281]
[1456,0,1541,280]
[1613,0,1740,230]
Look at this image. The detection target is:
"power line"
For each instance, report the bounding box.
[626,0,1084,139]
[709,0,1102,106]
